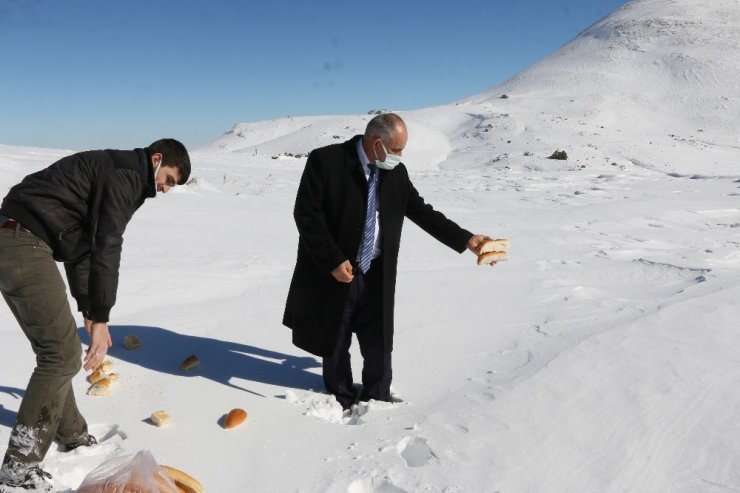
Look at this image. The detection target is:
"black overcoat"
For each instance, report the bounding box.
[283,135,472,357]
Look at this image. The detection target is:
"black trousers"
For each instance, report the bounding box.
[323,257,392,409]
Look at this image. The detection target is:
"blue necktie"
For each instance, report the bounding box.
[358,165,378,273]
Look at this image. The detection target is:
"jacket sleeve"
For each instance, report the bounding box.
[404,170,473,253]
[64,257,91,313]
[87,168,141,322]
[293,150,348,273]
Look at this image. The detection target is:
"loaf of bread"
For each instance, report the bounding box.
[150,410,171,427]
[180,355,200,371]
[123,334,142,350]
[224,408,248,429]
[160,465,204,493]
[87,373,118,396]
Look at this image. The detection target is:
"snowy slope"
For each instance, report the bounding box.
[207,0,739,178]
[462,0,740,176]
[0,0,739,492]
[202,114,453,171]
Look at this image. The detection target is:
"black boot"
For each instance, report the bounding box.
[60,432,97,452]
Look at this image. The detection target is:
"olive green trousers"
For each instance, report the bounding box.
[0,226,87,465]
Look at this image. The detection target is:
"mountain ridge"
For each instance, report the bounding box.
[203,0,739,177]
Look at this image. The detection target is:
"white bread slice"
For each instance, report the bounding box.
[150,410,171,427]
[477,251,508,265]
[87,359,115,384]
[478,238,509,254]
[87,374,118,396]
[87,369,107,385]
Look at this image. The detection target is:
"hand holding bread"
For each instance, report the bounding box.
[468,235,509,265]
[477,238,509,265]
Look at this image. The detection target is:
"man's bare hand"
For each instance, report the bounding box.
[331,260,354,283]
[466,234,493,254]
[467,234,498,267]
[83,321,112,372]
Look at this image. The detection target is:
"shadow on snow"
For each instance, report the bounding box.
[0,386,24,427]
[78,325,323,398]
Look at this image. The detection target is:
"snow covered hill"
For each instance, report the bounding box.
[464,0,740,176]
[205,0,739,177]
[0,0,739,492]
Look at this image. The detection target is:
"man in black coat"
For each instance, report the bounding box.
[283,113,491,410]
[0,139,190,490]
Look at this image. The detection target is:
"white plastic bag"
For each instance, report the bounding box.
[77,449,179,493]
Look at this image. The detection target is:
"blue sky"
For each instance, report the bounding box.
[0,0,627,151]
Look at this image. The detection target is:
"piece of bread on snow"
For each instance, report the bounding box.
[123,334,142,349]
[150,410,171,427]
[478,238,509,254]
[180,354,200,371]
[160,465,204,493]
[87,374,118,396]
[87,369,107,385]
[224,408,248,429]
[477,251,508,265]
[87,359,115,384]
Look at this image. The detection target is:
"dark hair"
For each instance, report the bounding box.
[148,138,191,185]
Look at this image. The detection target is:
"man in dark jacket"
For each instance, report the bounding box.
[0,139,190,491]
[283,113,491,411]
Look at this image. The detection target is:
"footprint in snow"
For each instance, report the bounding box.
[397,436,437,468]
[347,477,409,493]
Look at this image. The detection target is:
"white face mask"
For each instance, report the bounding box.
[375,141,402,170]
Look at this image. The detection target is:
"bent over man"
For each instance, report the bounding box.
[0,139,190,491]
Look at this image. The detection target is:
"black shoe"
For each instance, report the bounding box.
[61,432,97,452]
[0,459,52,491]
[333,385,361,411]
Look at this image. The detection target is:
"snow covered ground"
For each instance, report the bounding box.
[1,0,739,491]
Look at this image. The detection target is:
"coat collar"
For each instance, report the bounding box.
[343,135,364,168]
